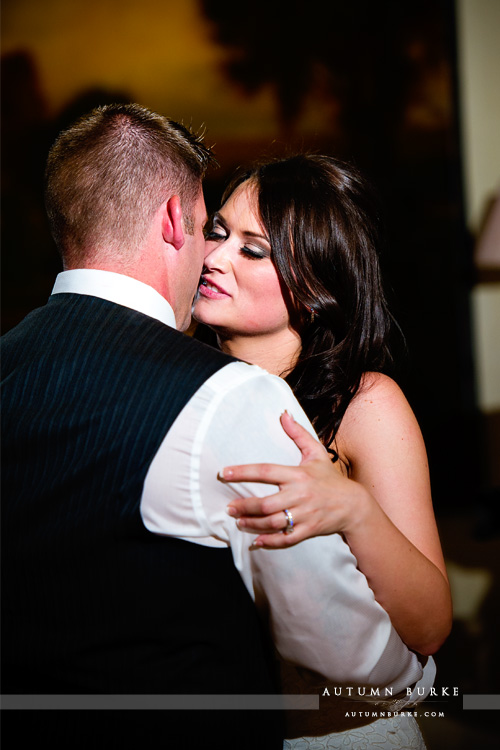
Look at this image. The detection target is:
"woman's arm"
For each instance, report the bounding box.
[222,374,452,655]
[331,372,452,655]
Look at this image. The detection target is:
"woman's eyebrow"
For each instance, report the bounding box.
[242,230,269,242]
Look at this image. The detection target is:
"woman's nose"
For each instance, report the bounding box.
[204,241,232,271]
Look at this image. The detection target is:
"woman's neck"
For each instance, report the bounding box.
[217,329,302,377]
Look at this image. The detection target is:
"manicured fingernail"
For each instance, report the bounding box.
[223,467,234,478]
[226,505,237,517]
[252,538,263,547]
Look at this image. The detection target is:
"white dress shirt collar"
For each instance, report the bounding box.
[51,269,177,329]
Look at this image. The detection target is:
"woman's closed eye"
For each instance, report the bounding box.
[204,209,272,262]
[239,245,270,260]
[204,224,226,242]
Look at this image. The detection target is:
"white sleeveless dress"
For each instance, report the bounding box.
[280,662,426,750]
[284,713,426,750]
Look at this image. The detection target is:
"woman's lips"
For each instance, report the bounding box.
[198,277,230,299]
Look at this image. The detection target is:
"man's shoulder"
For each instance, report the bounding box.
[171,329,236,366]
[200,358,292,396]
[0,302,54,356]
[194,360,305,438]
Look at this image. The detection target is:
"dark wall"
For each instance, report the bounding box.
[1,0,481,510]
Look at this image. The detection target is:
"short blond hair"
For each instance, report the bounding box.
[45,103,215,267]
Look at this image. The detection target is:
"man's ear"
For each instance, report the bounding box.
[161,195,185,250]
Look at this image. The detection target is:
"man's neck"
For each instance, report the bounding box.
[53,269,177,329]
[69,261,169,301]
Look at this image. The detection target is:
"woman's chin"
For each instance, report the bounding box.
[191,297,203,320]
[192,305,217,329]
[192,304,206,325]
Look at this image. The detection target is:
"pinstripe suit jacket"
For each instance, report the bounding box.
[1,293,280,705]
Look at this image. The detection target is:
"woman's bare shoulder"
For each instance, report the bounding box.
[335,372,423,462]
[343,371,413,424]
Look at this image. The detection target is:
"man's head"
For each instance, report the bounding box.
[44,103,215,328]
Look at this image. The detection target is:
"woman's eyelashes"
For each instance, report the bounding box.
[239,245,269,260]
[203,222,226,241]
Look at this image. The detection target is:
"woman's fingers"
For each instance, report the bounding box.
[236,509,294,534]
[226,489,296,520]
[220,413,327,488]
[252,530,306,549]
[279,411,327,463]
[220,462,303,486]
[233,505,313,548]
[220,415,354,544]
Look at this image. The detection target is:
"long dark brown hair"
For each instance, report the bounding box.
[200,154,399,455]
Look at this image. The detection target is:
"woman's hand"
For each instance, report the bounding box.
[223,379,452,655]
[221,411,368,548]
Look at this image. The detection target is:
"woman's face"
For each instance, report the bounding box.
[194,181,292,338]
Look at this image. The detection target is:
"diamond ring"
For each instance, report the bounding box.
[283,508,294,534]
